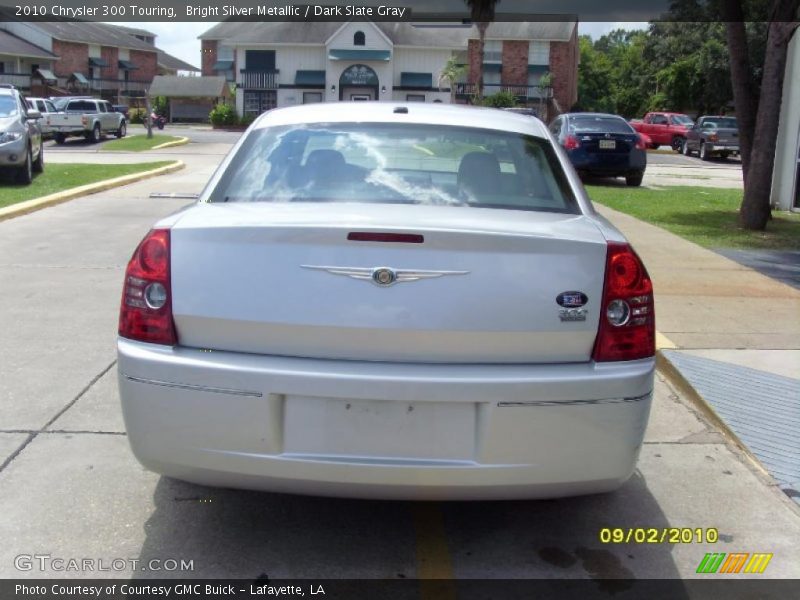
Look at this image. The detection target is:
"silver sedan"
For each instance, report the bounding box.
[117,102,655,500]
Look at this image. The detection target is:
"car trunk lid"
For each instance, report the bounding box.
[169,203,608,364]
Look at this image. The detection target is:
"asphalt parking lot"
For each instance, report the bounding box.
[1,133,797,583]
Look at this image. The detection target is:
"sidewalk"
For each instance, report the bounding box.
[595,203,800,505]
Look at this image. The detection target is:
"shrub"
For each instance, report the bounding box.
[129,108,147,124]
[482,90,519,108]
[209,103,237,126]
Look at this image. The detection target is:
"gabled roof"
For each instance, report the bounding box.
[199,21,577,46]
[157,49,200,72]
[32,22,157,52]
[148,75,230,98]
[0,29,57,59]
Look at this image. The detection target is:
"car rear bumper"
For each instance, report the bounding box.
[707,144,739,152]
[118,338,655,500]
[567,150,646,175]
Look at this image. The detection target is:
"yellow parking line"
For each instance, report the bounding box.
[412,503,456,599]
[656,331,677,350]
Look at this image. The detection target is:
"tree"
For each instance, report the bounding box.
[465,0,500,101]
[724,0,799,229]
[438,55,466,104]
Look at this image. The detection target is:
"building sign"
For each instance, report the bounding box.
[340,64,378,86]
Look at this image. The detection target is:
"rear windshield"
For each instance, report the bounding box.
[209,123,579,214]
[703,117,738,128]
[65,100,96,113]
[569,116,634,134]
[671,114,694,125]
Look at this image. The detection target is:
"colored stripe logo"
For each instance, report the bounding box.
[696,552,772,574]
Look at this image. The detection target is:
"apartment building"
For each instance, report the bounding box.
[199,21,578,119]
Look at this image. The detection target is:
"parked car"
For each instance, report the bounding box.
[550,112,647,186]
[683,115,740,160]
[26,97,58,137]
[630,112,694,152]
[112,104,130,120]
[0,84,43,184]
[46,98,127,144]
[118,103,656,500]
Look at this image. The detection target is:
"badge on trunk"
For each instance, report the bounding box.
[557,291,588,322]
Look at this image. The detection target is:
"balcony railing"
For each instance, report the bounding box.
[455,83,553,100]
[239,70,279,90]
[0,73,32,88]
[56,77,151,96]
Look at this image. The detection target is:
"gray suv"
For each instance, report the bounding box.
[0,84,44,184]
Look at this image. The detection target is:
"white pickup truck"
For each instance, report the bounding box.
[47,98,127,144]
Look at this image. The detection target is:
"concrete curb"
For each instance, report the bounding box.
[0,160,185,223]
[656,349,771,478]
[151,136,189,150]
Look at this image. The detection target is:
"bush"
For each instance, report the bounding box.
[129,108,147,124]
[209,103,237,127]
[482,90,519,108]
[238,114,256,127]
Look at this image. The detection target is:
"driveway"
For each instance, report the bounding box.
[1,138,798,583]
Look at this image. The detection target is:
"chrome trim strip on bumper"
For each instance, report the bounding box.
[497,392,651,407]
[123,374,263,398]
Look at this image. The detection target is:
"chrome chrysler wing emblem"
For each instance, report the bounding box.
[301,265,469,287]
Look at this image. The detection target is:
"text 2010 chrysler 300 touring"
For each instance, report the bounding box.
[118,103,655,500]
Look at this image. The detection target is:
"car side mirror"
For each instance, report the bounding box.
[26,109,42,120]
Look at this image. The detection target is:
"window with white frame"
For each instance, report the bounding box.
[218,46,234,61]
[483,40,502,63]
[528,41,550,65]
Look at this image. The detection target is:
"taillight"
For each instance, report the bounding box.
[118,229,177,345]
[592,242,655,362]
[564,135,581,150]
[708,133,719,142]
[635,135,647,150]
[81,116,88,126]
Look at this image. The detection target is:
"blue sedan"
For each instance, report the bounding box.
[549,113,647,186]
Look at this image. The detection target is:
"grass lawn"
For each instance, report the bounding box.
[102,134,183,152]
[586,185,800,251]
[0,162,173,209]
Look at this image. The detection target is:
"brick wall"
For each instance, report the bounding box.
[129,49,157,83]
[548,26,579,113]
[202,40,217,76]
[501,40,528,86]
[52,40,88,79]
[100,46,118,80]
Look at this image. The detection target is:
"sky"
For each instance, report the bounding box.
[119,21,648,72]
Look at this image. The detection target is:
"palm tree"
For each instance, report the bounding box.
[465,0,500,101]
[438,55,466,103]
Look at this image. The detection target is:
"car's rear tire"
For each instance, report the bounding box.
[720,151,730,160]
[700,142,710,161]
[86,124,101,144]
[116,121,127,138]
[54,133,65,145]
[32,144,44,173]
[15,148,33,185]
[625,172,644,187]
[672,136,685,153]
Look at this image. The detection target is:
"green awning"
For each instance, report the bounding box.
[118,60,138,70]
[328,49,390,61]
[527,65,549,75]
[88,57,108,67]
[211,60,234,71]
[400,72,433,88]
[482,63,502,73]
[295,70,326,86]
[70,72,89,84]
[35,69,56,82]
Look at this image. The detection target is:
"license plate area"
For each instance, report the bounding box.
[599,139,616,149]
[283,396,476,461]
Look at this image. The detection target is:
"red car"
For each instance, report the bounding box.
[631,112,694,152]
